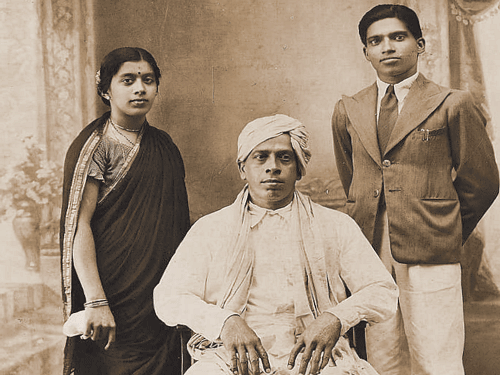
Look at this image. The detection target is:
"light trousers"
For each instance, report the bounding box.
[365,209,465,375]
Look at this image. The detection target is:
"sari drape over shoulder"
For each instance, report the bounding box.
[60,112,190,375]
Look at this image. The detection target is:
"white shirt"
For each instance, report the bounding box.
[246,200,297,320]
[376,71,419,120]
[243,201,302,367]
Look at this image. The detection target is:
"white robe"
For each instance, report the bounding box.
[154,189,398,374]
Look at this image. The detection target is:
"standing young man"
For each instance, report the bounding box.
[331,4,499,375]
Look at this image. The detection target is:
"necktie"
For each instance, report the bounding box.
[378,85,398,154]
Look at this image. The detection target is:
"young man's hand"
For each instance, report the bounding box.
[288,313,341,375]
[220,315,271,375]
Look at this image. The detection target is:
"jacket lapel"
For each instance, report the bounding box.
[342,83,382,166]
[384,74,451,155]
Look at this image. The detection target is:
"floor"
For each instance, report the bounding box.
[1,298,498,375]
[1,218,500,374]
[463,296,500,375]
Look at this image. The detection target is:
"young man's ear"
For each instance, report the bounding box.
[363,46,369,60]
[416,37,426,55]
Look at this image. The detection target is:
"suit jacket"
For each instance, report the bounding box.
[332,74,499,264]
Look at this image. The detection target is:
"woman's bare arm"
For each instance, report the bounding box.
[73,177,116,349]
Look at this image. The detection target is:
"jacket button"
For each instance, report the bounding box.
[373,189,380,197]
[383,159,391,167]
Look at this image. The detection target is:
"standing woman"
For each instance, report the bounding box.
[60,47,190,374]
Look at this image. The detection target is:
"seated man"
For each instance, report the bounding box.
[154,115,398,375]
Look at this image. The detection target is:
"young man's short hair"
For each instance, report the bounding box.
[358,4,422,46]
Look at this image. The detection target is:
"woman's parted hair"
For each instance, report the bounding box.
[97,47,161,106]
[358,4,422,46]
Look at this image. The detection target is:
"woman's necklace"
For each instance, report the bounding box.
[110,119,141,132]
[110,119,137,146]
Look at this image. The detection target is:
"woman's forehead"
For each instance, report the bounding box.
[116,60,154,75]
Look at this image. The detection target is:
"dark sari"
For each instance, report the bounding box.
[60,112,190,375]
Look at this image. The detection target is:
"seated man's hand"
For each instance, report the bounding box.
[220,315,271,375]
[288,312,341,375]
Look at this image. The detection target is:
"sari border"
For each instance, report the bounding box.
[62,130,103,319]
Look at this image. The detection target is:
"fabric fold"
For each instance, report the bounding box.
[217,186,334,323]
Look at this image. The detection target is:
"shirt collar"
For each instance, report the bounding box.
[248,199,293,228]
[376,71,419,103]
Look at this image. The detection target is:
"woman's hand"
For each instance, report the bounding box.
[83,305,116,350]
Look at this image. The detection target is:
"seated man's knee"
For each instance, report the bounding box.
[185,360,228,375]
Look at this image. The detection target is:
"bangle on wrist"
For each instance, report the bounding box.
[84,299,109,308]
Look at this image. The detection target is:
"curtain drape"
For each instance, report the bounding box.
[39,0,96,163]
[449,0,500,136]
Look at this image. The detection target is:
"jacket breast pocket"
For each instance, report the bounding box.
[408,126,452,171]
[418,126,447,142]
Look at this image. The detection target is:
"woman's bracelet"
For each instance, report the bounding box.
[84,299,109,308]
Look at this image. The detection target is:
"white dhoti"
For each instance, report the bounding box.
[185,334,378,375]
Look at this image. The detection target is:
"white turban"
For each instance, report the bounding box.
[237,114,311,177]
